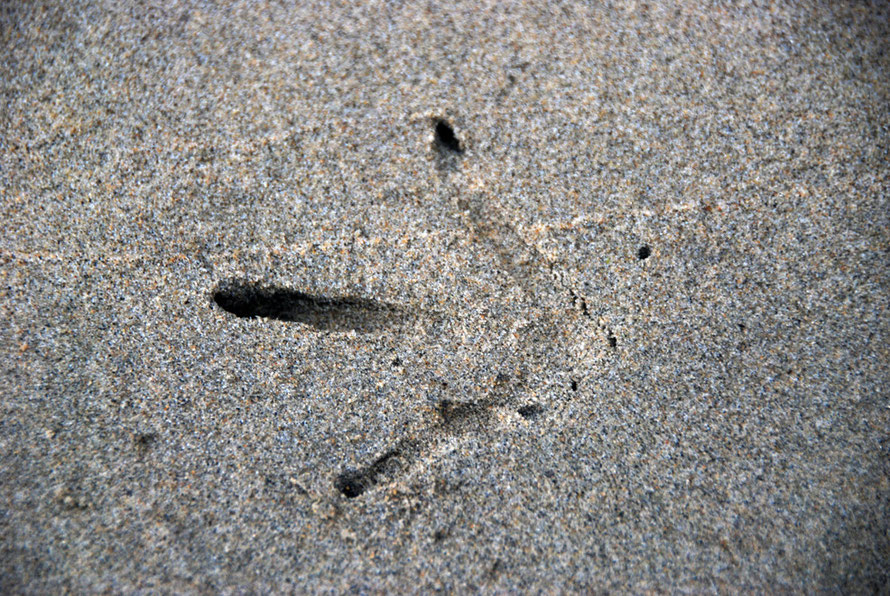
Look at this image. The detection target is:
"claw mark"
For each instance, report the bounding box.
[434,119,463,154]
[335,371,523,499]
[212,280,408,333]
[335,445,415,498]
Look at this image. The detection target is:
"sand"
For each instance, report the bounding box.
[1,0,888,591]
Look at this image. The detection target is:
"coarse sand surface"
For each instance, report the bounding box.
[1,1,889,591]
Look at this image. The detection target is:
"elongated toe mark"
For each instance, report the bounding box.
[212,280,405,333]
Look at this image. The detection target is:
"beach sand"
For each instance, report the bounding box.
[1,1,888,591]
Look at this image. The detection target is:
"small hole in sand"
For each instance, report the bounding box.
[434,119,463,153]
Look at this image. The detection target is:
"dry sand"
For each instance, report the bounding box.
[1,0,889,591]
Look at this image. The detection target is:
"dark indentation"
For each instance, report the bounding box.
[568,288,590,316]
[212,280,404,333]
[437,399,489,428]
[607,334,617,348]
[135,432,157,449]
[392,357,402,367]
[335,471,366,499]
[738,323,746,332]
[638,245,651,260]
[434,119,463,153]
[433,528,449,542]
[134,432,157,460]
[335,448,405,499]
[571,378,578,392]
[517,404,544,419]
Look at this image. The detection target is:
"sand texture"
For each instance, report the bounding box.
[2,0,889,592]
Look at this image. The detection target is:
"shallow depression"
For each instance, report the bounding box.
[212,280,407,333]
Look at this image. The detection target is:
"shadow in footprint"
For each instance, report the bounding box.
[434,119,463,154]
[212,280,408,333]
[432,118,464,174]
[335,443,417,498]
